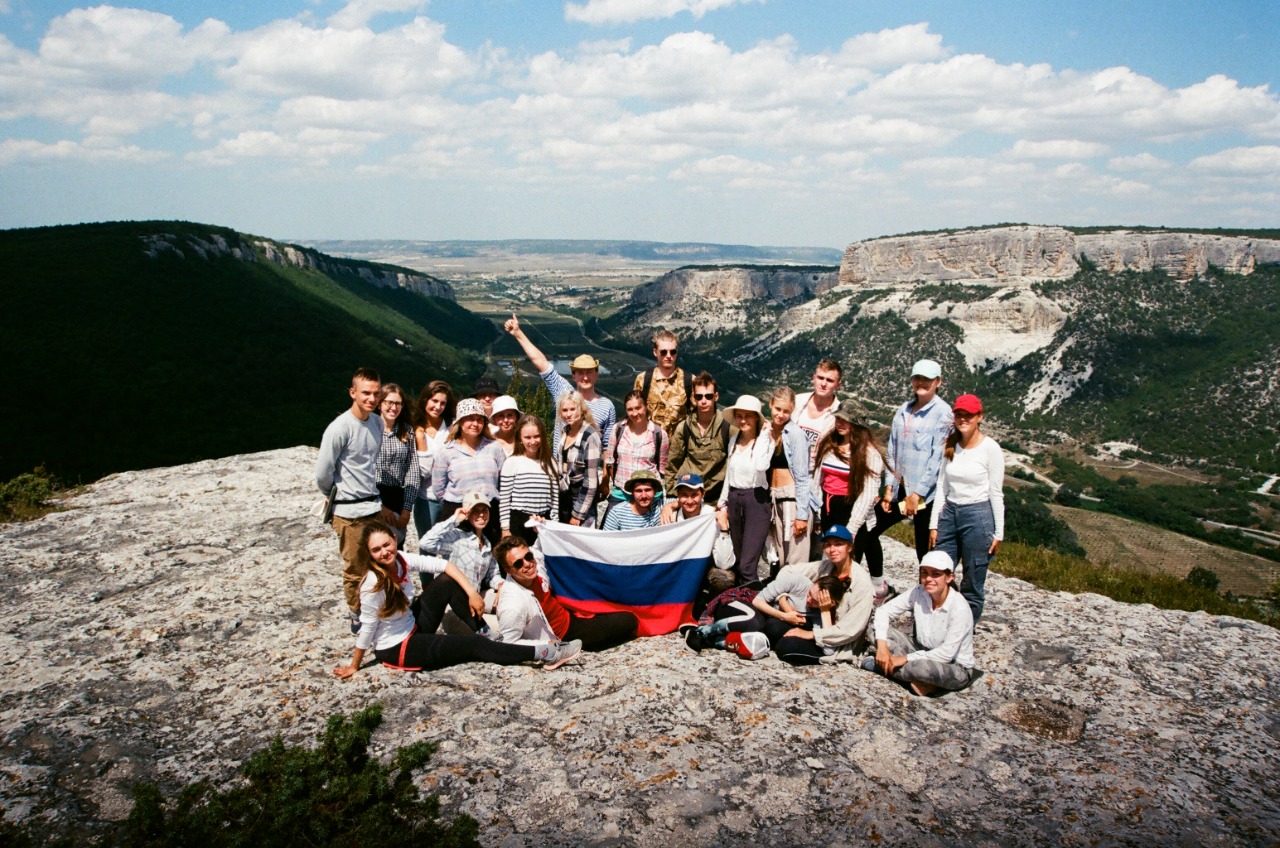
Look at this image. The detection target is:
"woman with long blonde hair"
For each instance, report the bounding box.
[557,391,601,527]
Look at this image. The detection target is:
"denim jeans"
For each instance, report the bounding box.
[862,627,975,691]
[932,500,995,623]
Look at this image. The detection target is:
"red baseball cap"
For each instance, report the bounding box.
[953,394,983,414]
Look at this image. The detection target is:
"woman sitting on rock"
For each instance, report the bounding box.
[332,522,581,679]
[861,549,976,696]
[419,491,504,626]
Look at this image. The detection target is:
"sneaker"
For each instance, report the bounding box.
[684,627,706,653]
[873,582,898,607]
[349,610,361,635]
[541,639,583,670]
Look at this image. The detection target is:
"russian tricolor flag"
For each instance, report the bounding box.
[538,514,718,636]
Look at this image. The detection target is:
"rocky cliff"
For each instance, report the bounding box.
[142,231,456,300]
[619,266,838,336]
[838,226,1280,287]
[1,448,1277,845]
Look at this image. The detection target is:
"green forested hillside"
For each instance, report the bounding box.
[0,221,494,482]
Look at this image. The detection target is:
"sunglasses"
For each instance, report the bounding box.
[512,551,537,568]
[693,392,715,400]
[658,348,677,356]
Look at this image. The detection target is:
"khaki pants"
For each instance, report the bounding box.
[768,485,811,570]
[332,513,382,612]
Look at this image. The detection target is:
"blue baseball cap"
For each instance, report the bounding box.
[821,524,853,544]
[675,472,704,490]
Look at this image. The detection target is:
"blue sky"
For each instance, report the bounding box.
[1,0,1276,247]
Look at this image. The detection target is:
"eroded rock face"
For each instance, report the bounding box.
[838,226,1280,287]
[625,267,838,337]
[0,448,1277,845]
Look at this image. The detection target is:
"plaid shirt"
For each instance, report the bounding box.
[885,396,953,503]
[420,518,502,591]
[431,437,506,503]
[606,420,668,496]
[559,424,602,522]
[540,365,616,455]
[375,429,421,506]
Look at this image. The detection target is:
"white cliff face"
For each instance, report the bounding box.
[1,447,1277,844]
[839,226,1280,287]
[627,267,838,337]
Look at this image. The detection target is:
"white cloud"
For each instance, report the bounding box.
[220,16,474,98]
[0,137,165,164]
[328,0,428,30]
[1189,145,1280,176]
[1010,139,1108,160]
[36,6,227,88]
[564,0,761,25]
[1108,152,1171,171]
[835,23,946,69]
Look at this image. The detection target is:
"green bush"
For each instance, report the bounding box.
[0,467,58,521]
[114,705,479,848]
[1184,566,1220,593]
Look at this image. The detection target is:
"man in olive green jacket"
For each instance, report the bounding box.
[663,371,735,503]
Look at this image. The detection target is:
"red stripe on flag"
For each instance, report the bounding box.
[559,598,694,637]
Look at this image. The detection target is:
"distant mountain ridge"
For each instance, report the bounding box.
[602,225,1280,473]
[307,238,843,265]
[0,221,494,482]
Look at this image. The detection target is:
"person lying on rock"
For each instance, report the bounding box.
[771,524,874,664]
[332,522,580,679]
[491,535,639,651]
[683,573,847,664]
[860,549,976,696]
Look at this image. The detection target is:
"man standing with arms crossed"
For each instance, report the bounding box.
[316,367,392,632]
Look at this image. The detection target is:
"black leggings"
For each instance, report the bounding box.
[854,500,934,579]
[565,611,638,651]
[374,632,534,671]
[414,575,486,634]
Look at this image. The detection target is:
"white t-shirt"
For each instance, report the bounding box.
[930,436,1005,540]
[792,390,839,467]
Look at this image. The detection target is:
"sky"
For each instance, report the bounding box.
[1,0,1277,247]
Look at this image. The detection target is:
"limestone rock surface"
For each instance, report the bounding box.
[1,447,1277,845]
[838,225,1280,287]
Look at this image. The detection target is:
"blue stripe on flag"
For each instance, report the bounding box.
[544,554,709,607]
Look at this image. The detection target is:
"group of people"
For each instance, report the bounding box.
[316,320,1005,696]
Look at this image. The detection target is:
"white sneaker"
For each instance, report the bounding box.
[541,639,583,670]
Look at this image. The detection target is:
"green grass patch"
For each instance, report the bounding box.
[885,523,1277,628]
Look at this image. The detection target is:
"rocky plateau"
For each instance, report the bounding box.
[1,447,1277,845]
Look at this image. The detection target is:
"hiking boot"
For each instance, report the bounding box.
[684,627,706,652]
[541,639,583,670]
